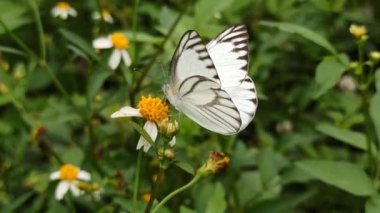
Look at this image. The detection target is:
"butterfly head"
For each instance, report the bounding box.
[162,83,179,108]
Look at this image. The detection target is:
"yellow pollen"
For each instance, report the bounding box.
[111,33,129,49]
[141,193,151,202]
[102,10,110,17]
[138,96,169,123]
[57,2,70,10]
[59,164,79,181]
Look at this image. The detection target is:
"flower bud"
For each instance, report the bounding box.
[0,82,9,94]
[197,151,230,177]
[275,120,293,134]
[12,63,26,80]
[159,118,179,138]
[349,24,367,39]
[164,148,176,159]
[369,51,380,62]
[141,193,151,202]
[339,75,356,92]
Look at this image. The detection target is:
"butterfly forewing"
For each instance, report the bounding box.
[168,30,242,134]
[206,25,257,131]
[170,31,220,86]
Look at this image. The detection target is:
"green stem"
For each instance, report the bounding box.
[44,64,69,97]
[30,0,46,62]
[133,150,144,212]
[0,19,38,60]
[95,0,107,33]
[145,166,164,213]
[361,90,376,173]
[152,174,201,213]
[132,0,140,61]
[133,10,185,94]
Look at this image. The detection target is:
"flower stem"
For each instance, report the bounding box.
[133,9,185,93]
[0,19,38,60]
[133,149,144,212]
[152,174,201,213]
[44,64,69,96]
[132,0,140,61]
[145,166,164,213]
[30,0,46,62]
[95,0,107,33]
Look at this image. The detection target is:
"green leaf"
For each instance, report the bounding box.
[366,195,380,213]
[316,123,368,151]
[296,160,375,196]
[205,183,226,213]
[259,21,337,54]
[180,206,196,213]
[0,46,26,57]
[194,0,234,24]
[87,67,111,98]
[59,29,99,61]
[61,147,84,166]
[3,191,34,212]
[311,0,346,12]
[314,55,349,98]
[247,190,315,212]
[124,31,163,44]
[370,93,380,144]
[175,161,194,175]
[375,69,380,91]
[130,121,155,149]
[0,1,31,35]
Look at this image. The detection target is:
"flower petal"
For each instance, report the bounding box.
[105,15,114,24]
[50,171,60,180]
[70,182,81,197]
[51,8,60,17]
[169,136,176,147]
[108,50,122,70]
[77,170,91,181]
[60,12,69,20]
[121,50,132,67]
[111,106,141,118]
[137,121,157,152]
[92,37,112,49]
[55,181,70,200]
[68,8,77,17]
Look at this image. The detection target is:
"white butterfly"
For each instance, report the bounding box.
[163,25,258,135]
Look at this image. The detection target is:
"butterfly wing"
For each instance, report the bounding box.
[206,25,258,131]
[168,31,242,134]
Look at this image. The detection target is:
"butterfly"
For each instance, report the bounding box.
[163,25,258,135]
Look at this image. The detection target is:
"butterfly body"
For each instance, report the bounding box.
[163,25,257,135]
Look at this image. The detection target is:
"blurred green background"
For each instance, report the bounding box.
[1,0,380,212]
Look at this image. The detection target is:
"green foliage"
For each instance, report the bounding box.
[1,0,380,212]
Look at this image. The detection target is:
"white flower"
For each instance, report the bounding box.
[92,32,132,70]
[339,75,356,92]
[92,10,114,24]
[51,2,77,20]
[111,96,169,152]
[50,164,91,200]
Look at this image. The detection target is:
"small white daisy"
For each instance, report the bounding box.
[111,96,169,152]
[92,32,132,70]
[50,164,91,200]
[92,10,114,24]
[51,2,77,20]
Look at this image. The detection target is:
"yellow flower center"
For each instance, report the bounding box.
[111,33,129,49]
[59,164,79,181]
[102,10,110,18]
[138,96,169,123]
[141,193,151,202]
[349,24,367,39]
[57,2,70,10]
